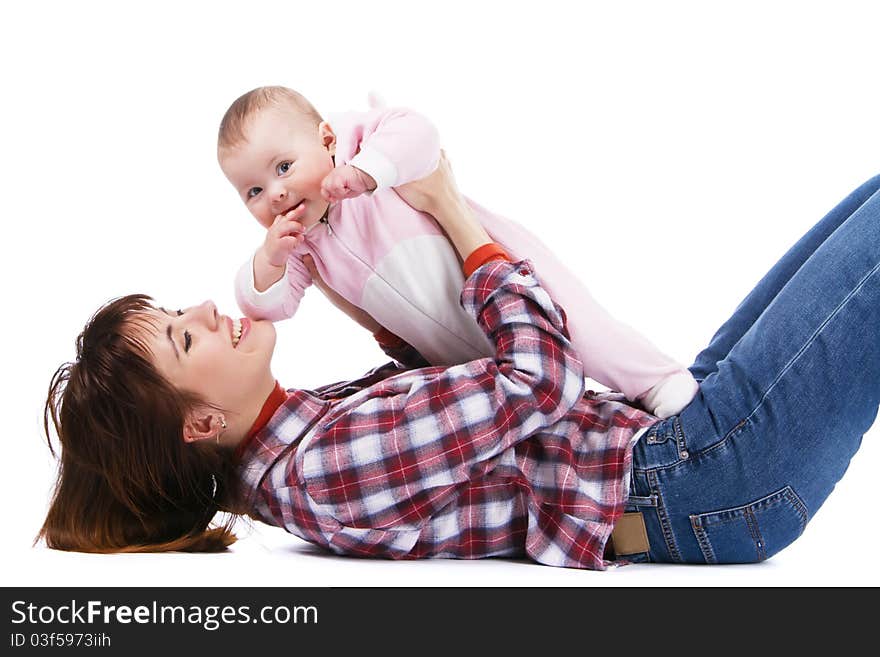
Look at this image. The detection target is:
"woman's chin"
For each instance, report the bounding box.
[256,320,277,360]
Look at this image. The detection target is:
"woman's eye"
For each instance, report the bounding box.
[184,330,192,353]
[276,161,293,176]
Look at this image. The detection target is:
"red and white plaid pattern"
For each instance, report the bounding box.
[237,260,657,569]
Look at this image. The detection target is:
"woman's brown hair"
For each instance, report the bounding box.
[40,295,240,552]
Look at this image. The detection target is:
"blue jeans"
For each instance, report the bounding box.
[626,174,880,563]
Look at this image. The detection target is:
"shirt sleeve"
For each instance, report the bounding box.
[296,258,586,530]
[346,107,441,189]
[234,250,313,322]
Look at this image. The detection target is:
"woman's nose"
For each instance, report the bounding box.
[193,301,219,329]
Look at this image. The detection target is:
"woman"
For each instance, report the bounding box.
[42,157,880,568]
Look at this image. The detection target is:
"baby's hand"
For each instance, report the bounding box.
[320,164,377,203]
[259,206,307,268]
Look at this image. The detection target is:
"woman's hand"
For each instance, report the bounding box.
[394,150,460,216]
[395,151,492,262]
[303,255,382,334]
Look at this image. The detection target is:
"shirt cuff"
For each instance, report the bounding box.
[239,255,290,305]
[349,146,398,190]
[463,243,512,278]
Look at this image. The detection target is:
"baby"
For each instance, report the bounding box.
[217,86,697,418]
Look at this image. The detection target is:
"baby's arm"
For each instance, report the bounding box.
[235,206,313,321]
[235,250,313,322]
[321,107,440,203]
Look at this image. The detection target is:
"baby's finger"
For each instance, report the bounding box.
[278,218,304,235]
[284,203,308,218]
[277,235,301,253]
[272,210,303,232]
[320,172,338,194]
[325,173,352,200]
[321,181,340,202]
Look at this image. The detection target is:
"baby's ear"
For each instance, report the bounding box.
[318,121,336,155]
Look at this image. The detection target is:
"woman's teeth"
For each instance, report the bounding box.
[232,318,242,347]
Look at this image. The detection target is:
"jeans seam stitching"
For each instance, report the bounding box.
[689,485,808,563]
[782,486,809,534]
[744,509,765,561]
[661,260,880,473]
[648,470,682,562]
[740,258,880,428]
[690,517,717,564]
[643,420,747,474]
[693,486,798,524]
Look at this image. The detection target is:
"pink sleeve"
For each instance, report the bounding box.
[343,107,441,189]
[234,251,313,322]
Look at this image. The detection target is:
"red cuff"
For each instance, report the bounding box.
[463,243,512,278]
[373,327,406,348]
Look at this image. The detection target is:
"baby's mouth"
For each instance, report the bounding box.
[283,199,305,215]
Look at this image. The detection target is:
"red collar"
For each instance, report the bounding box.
[234,381,289,461]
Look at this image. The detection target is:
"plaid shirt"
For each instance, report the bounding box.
[236,259,658,569]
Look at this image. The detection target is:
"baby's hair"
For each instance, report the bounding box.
[218,86,324,151]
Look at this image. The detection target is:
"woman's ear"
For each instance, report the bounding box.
[182,410,225,444]
[318,121,336,156]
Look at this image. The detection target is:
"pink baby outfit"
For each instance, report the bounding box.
[235,106,696,413]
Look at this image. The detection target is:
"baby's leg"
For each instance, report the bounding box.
[689,174,880,381]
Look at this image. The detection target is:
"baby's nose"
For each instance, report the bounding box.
[270,182,288,201]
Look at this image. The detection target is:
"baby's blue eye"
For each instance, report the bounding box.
[276,161,293,176]
[247,187,262,199]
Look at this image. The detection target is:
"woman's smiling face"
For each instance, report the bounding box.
[143,301,277,423]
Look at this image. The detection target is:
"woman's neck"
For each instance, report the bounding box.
[218,376,280,451]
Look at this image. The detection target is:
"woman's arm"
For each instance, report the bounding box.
[297,258,586,529]
[295,154,586,529]
[395,151,494,261]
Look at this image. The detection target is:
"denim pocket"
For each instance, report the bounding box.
[689,486,808,564]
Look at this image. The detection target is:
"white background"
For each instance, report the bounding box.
[3,0,880,586]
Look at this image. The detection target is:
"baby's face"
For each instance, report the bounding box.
[219,107,336,230]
